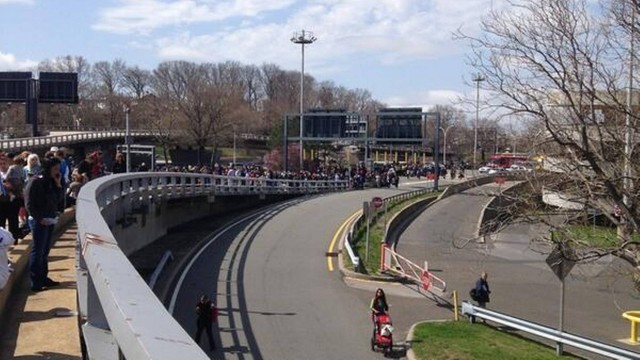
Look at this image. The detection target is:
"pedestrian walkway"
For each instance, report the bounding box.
[0,224,81,360]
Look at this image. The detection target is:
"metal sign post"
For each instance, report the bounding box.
[545,242,576,356]
[384,201,388,223]
[117,144,156,171]
[433,112,441,191]
[364,201,370,263]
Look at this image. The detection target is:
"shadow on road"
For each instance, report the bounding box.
[382,344,409,359]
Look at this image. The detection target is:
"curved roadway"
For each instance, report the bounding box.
[398,183,638,356]
[169,180,445,359]
[167,179,639,359]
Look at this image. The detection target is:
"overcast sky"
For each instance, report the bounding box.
[0,0,507,109]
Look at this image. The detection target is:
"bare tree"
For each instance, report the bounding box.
[122,66,152,99]
[92,59,127,127]
[242,64,264,111]
[458,0,640,286]
[431,104,468,160]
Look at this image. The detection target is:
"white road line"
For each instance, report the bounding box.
[168,206,277,314]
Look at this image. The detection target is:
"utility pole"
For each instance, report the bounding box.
[233,128,237,167]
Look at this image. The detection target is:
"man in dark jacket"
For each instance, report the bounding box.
[194,294,217,351]
[475,272,491,308]
[24,158,64,292]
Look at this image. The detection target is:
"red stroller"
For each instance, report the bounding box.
[370,312,393,354]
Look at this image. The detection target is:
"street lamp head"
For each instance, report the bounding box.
[291,30,317,44]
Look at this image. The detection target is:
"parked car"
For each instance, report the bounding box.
[507,164,533,172]
[488,167,506,174]
[478,166,491,173]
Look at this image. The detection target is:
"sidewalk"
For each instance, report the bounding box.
[0,224,81,360]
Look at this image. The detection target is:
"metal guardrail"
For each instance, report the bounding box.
[76,173,348,359]
[343,185,435,271]
[0,130,154,152]
[461,302,640,360]
[39,126,270,142]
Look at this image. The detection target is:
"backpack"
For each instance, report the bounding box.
[211,305,219,322]
[469,288,479,301]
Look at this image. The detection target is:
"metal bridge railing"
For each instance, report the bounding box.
[0,130,154,152]
[76,173,348,359]
[343,186,435,271]
[461,302,640,360]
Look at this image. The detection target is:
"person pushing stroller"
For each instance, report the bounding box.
[370,288,389,333]
[370,288,393,353]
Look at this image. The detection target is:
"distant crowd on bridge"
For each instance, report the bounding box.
[0,144,469,292]
[0,144,471,255]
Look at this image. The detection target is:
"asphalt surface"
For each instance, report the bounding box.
[398,183,640,358]
[169,174,640,360]
[169,179,452,360]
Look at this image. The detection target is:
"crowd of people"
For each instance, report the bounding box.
[149,159,469,190]
[0,146,107,292]
[0,146,471,292]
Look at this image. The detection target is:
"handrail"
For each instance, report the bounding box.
[76,173,348,359]
[343,186,435,272]
[344,211,363,270]
[462,302,640,359]
[39,127,270,142]
[0,130,154,152]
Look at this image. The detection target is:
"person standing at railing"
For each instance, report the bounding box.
[24,158,64,292]
[0,153,22,241]
[23,153,42,179]
[474,272,491,308]
[76,153,94,181]
[52,147,70,188]
[111,152,126,174]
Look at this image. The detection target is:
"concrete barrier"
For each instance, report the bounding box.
[477,180,534,237]
[385,197,438,249]
[385,174,529,248]
[76,173,348,359]
[0,207,76,325]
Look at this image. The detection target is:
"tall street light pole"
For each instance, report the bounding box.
[440,124,454,165]
[233,127,237,167]
[124,105,131,173]
[291,29,317,172]
[473,73,485,169]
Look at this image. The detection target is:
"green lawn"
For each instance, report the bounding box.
[553,225,640,248]
[411,321,579,360]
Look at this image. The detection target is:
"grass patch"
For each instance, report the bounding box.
[412,321,579,360]
[349,191,440,274]
[553,225,640,249]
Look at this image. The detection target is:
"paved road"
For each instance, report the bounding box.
[398,183,640,357]
[169,180,454,359]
